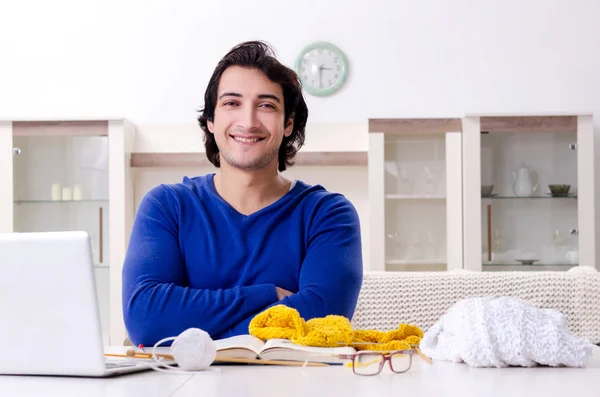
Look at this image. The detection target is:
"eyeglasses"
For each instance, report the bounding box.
[338,350,414,376]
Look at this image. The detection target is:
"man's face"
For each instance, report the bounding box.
[208,66,293,171]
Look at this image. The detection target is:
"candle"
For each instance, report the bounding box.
[51,184,62,201]
[62,187,73,201]
[73,185,83,201]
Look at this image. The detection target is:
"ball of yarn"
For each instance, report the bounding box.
[170,328,216,371]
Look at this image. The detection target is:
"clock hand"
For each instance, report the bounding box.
[318,65,323,88]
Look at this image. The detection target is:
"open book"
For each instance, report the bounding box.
[213,334,356,364]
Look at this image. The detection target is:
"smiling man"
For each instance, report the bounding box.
[121,41,363,346]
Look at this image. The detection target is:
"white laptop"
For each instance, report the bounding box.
[0,231,151,377]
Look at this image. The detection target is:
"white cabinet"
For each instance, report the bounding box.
[0,119,135,345]
[368,119,464,271]
[462,114,597,272]
[369,114,598,272]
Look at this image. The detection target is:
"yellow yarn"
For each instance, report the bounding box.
[249,305,423,352]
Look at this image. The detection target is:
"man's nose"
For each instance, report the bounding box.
[238,107,261,131]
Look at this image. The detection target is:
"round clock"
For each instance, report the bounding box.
[294,41,348,96]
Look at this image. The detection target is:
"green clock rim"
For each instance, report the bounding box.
[294,41,348,97]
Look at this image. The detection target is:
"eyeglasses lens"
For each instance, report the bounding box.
[389,352,411,373]
[353,353,384,375]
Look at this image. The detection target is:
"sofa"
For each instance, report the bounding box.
[351,267,600,344]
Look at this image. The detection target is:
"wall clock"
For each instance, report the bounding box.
[294,41,348,96]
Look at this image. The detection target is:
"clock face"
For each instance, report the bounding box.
[294,42,348,96]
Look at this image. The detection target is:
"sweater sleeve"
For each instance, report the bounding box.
[224,194,364,337]
[122,185,279,345]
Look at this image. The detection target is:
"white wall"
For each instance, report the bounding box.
[1,0,599,124]
[2,0,600,270]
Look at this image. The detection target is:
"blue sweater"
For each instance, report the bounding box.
[122,174,363,345]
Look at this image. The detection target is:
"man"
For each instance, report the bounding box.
[122,41,363,346]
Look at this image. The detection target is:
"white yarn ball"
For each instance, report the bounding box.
[170,328,216,371]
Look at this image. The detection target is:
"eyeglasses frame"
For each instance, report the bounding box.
[338,349,414,376]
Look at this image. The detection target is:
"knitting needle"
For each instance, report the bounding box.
[104,351,330,367]
[212,357,329,367]
[413,346,433,364]
[104,350,172,360]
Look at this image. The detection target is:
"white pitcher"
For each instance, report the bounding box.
[512,165,538,196]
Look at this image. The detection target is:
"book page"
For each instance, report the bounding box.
[213,334,265,359]
[258,339,356,364]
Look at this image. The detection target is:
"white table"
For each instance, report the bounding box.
[1,346,599,396]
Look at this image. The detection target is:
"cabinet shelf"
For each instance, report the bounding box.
[386,259,446,265]
[385,194,445,200]
[483,262,576,267]
[14,199,108,204]
[483,263,577,272]
[482,195,577,200]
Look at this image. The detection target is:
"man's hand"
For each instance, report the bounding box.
[275,287,293,301]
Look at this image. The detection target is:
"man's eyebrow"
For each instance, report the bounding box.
[257,94,281,103]
[218,92,242,99]
[218,92,281,103]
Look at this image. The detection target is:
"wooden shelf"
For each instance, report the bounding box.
[130,151,368,167]
[12,120,109,136]
[369,115,577,134]
[483,262,576,267]
[386,261,447,272]
[14,199,108,204]
[386,259,446,265]
[385,194,445,200]
[369,118,462,134]
[480,116,576,133]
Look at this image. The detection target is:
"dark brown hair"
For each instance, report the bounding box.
[197,41,308,171]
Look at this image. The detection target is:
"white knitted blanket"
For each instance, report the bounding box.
[419,296,594,367]
[351,266,600,344]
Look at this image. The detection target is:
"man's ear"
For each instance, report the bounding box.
[284,115,294,137]
[207,119,214,134]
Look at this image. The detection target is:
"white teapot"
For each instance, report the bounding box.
[512,165,538,196]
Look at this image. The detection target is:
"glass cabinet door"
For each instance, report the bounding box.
[12,123,110,339]
[383,133,448,271]
[480,130,578,271]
